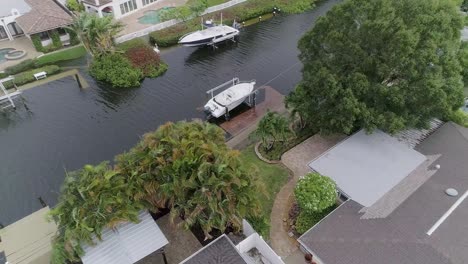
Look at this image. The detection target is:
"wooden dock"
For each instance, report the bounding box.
[215,86,285,139]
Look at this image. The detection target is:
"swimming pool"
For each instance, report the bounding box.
[138,7,175,24]
[0,48,15,63]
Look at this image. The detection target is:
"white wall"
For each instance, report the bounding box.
[0,11,22,41]
[236,233,285,264]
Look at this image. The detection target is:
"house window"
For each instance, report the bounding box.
[143,0,156,6]
[120,0,138,15]
[38,31,50,41]
[0,26,7,40]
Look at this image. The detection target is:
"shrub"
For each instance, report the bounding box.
[124,46,165,78]
[0,72,8,79]
[90,54,142,88]
[247,215,270,238]
[3,65,61,89]
[294,173,336,213]
[295,204,337,234]
[446,109,468,128]
[51,30,63,49]
[5,59,36,75]
[31,35,44,52]
[118,38,149,52]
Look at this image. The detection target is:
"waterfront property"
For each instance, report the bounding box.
[298,122,468,264]
[80,0,185,20]
[0,0,74,67]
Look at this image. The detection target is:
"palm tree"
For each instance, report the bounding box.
[116,120,262,239]
[69,13,123,57]
[49,162,144,263]
[256,110,291,151]
[285,86,307,130]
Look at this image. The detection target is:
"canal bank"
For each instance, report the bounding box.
[0,0,342,226]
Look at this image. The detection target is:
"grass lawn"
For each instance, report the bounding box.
[35,45,87,66]
[240,145,290,239]
[187,0,229,7]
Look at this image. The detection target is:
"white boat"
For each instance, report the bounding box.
[179,16,240,47]
[179,25,239,47]
[204,78,256,119]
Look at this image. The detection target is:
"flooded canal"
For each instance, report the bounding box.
[0,0,341,225]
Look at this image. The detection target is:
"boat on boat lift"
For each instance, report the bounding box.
[179,14,240,47]
[204,78,256,119]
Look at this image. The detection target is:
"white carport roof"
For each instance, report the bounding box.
[309,129,426,207]
[81,211,168,264]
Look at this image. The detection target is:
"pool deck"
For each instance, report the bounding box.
[119,0,188,36]
[0,37,42,72]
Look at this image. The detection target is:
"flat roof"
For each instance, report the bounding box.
[81,211,168,264]
[0,207,57,264]
[181,235,247,264]
[309,129,426,207]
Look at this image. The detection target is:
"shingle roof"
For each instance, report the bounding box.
[181,235,247,264]
[15,0,73,35]
[299,122,468,264]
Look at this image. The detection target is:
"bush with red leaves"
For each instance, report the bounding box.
[124,46,167,78]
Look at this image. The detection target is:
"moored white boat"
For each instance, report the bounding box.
[204,78,256,119]
[179,25,239,47]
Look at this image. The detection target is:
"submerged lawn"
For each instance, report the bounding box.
[240,145,290,239]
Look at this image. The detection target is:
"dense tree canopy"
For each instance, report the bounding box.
[290,0,464,134]
[50,121,262,263]
[116,121,262,238]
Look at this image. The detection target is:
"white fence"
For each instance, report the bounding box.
[115,0,248,43]
[236,233,285,264]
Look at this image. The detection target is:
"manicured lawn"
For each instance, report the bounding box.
[35,45,87,66]
[240,145,290,238]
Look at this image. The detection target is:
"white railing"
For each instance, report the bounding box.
[115,0,248,43]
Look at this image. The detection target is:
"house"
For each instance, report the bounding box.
[298,122,468,264]
[181,220,285,264]
[80,0,160,19]
[81,211,169,264]
[1,0,73,47]
[0,207,57,264]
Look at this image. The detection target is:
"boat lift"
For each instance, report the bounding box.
[206,14,240,49]
[206,77,258,120]
[0,76,21,110]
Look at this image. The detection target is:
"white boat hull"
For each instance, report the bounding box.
[204,81,255,118]
[179,25,239,47]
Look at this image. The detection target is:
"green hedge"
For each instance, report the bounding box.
[5,59,37,75]
[295,204,337,235]
[0,72,8,79]
[4,65,61,89]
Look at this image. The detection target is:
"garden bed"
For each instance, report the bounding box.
[257,126,317,161]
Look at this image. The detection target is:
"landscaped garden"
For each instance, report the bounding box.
[71,13,167,88]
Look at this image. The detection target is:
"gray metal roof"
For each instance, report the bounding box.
[181,235,247,264]
[81,211,169,264]
[309,129,426,207]
[0,0,30,18]
[299,122,468,264]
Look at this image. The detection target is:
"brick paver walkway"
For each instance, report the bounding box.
[270,134,345,257]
